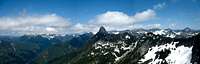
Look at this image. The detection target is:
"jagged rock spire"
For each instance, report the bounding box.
[89,26,108,43]
[94,26,108,38]
[98,26,107,33]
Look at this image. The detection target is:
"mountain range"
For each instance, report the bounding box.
[0,27,199,64]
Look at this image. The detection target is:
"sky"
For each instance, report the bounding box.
[0,0,200,35]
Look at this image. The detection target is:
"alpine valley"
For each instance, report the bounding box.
[0,26,200,64]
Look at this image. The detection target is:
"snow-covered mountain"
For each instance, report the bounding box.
[69,26,200,64]
[0,26,199,64]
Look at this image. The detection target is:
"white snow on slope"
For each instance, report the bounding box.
[114,41,138,63]
[112,32,120,34]
[137,31,148,34]
[165,46,193,64]
[125,35,130,39]
[41,34,56,40]
[153,30,176,38]
[114,46,120,53]
[153,30,166,35]
[139,42,193,64]
[175,32,181,35]
[166,34,176,38]
[92,41,139,62]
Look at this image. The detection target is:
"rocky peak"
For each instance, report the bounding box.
[92,26,108,40]
[98,26,107,33]
[95,26,108,35]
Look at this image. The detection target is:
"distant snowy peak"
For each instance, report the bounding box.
[72,26,200,64]
[183,27,192,32]
[108,28,198,38]
[150,28,199,38]
[152,29,167,35]
[41,34,57,40]
[152,29,176,38]
[110,31,120,34]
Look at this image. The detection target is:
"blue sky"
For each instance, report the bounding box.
[0,0,200,35]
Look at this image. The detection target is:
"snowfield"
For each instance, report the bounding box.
[139,42,193,64]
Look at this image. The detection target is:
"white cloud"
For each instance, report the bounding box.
[134,9,156,21]
[0,9,157,35]
[70,23,138,34]
[69,23,99,33]
[0,14,70,35]
[46,27,57,32]
[153,2,166,10]
[93,11,133,26]
[83,9,156,33]
[91,9,155,26]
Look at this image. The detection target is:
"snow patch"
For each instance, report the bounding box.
[91,52,94,55]
[139,42,193,64]
[137,31,147,34]
[41,34,55,40]
[112,52,121,61]
[121,46,130,50]
[166,34,176,38]
[153,30,166,35]
[114,47,120,53]
[114,41,138,63]
[103,52,109,55]
[112,32,120,34]
[175,32,181,35]
[165,46,193,64]
[125,35,130,39]
[95,46,102,49]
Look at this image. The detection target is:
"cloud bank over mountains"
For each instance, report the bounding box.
[0,9,157,35]
[72,9,156,33]
[0,14,70,35]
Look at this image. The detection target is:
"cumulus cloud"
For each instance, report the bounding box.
[92,11,133,26]
[69,23,99,33]
[134,9,156,21]
[82,9,156,33]
[91,9,155,26]
[0,14,70,35]
[0,9,157,35]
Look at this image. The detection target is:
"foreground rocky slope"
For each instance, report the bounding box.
[69,27,200,64]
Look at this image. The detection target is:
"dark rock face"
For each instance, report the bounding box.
[191,34,200,64]
[98,26,107,34]
[95,26,108,38]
